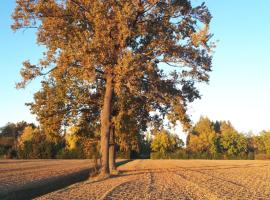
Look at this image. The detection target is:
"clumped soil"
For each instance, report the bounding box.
[36,159,270,200]
[0,159,94,199]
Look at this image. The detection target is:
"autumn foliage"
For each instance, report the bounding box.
[11,0,215,176]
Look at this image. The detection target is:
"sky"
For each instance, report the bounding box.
[0,1,270,136]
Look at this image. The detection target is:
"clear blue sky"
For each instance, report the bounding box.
[0,1,270,134]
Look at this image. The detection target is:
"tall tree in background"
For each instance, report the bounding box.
[0,121,35,158]
[0,121,34,138]
[13,0,213,177]
[188,116,218,157]
[255,131,270,155]
[219,121,235,134]
[151,129,184,157]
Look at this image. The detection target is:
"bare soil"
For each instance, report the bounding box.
[36,159,270,200]
[0,159,95,199]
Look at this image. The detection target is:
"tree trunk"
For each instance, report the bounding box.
[100,73,113,177]
[109,125,116,172]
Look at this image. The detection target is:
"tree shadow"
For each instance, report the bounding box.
[0,159,131,200]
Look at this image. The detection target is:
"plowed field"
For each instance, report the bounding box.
[37,160,270,200]
[0,159,94,199]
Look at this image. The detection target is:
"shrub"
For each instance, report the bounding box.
[56,148,85,159]
[151,149,188,159]
[255,153,270,160]
[0,145,10,157]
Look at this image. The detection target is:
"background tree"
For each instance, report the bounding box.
[220,121,235,134]
[246,132,256,159]
[151,129,184,158]
[218,121,247,158]
[0,121,34,138]
[17,125,63,159]
[18,126,36,147]
[0,121,35,158]
[220,131,248,158]
[187,116,218,157]
[65,126,80,151]
[255,131,270,155]
[137,132,152,159]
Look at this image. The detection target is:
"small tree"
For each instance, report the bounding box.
[220,131,248,158]
[18,126,62,159]
[151,129,183,158]
[18,126,36,147]
[255,131,270,155]
[187,117,218,157]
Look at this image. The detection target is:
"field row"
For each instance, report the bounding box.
[37,160,270,200]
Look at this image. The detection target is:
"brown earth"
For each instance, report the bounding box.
[0,159,95,199]
[36,159,270,200]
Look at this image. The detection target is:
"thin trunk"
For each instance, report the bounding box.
[109,125,116,171]
[100,73,113,177]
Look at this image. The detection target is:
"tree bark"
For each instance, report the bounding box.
[109,125,116,172]
[100,73,113,177]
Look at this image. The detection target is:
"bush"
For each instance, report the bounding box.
[18,140,33,159]
[0,145,11,157]
[56,148,85,159]
[18,139,63,159]
[151,149,188,159]
[248,152,255,160]
[116,150,131,159]
[151,152,166,159]
[150,149,254,160]
[255,153,270,160]
[6,148,17,159]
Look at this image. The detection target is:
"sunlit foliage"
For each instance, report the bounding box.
[151,129,184,156]
[13,0,213,175]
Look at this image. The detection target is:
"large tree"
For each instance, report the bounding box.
[27,76,151,171]
[13,0,213,177]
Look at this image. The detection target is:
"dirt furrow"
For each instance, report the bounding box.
[163,169,219,200]
[18,160,270,200]
[173,167,260,199]
[103,173,149,200]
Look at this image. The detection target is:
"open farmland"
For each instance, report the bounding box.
[0,159,96,199]
[36,160,270,200]
[2,159,270,199]
[34,160,270,199]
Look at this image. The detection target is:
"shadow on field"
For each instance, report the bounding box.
[116,159,132,167]
[0,160,132,200]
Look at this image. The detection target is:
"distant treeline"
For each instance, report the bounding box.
[0,121,141,159]
[151,117,270,160]
[1,118,270,160]
[0,122,96,159]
